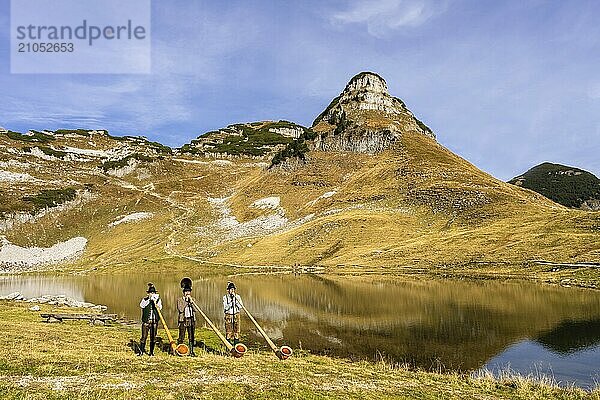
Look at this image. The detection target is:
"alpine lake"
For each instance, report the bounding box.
[1,271,599,390]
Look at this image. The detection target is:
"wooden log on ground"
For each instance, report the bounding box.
[40,313,117,324]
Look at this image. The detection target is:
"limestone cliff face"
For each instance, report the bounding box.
[311,72,435,153]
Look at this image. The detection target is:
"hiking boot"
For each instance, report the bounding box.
[189,341,196,357]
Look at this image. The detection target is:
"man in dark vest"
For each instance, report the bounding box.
[223,281,243,345]
[138,283,162,356]
[177,279,197,357]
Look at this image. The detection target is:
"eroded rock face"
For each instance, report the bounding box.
[581,199,600,211]
[333,72,404,115]
[268,126,303,139]
[312,72,435,153]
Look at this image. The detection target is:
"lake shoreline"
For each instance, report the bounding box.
[2,258,598,292]
[1,301,596,399]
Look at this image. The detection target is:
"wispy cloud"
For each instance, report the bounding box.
[329,0,448,37]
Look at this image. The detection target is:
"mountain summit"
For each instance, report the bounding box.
[311,72,435,153]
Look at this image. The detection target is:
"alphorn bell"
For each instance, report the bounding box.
[242,303,292,360]
[180,277,247,357]
[151,297,189,356]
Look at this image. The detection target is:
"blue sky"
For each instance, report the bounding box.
[1,0,599,180]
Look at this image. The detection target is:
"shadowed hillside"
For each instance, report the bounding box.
[509,162,600,211]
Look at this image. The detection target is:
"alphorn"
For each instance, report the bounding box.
[241,304,292,360]
[189,299,247,357]
[152,300,189,356]
[180,277,246,357]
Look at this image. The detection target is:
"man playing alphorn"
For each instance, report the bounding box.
[177,279,197,357]
[139,283,162,356]
[223,281,243,345]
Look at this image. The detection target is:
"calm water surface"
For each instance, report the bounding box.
[1,273,599,389]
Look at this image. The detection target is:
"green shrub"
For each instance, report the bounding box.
[270,128,316,167]
[312,95,341,126]
[54,129,92,136]
[415,118,433,136]
[146,140,173,154]
[22,146,68,159]
[182,121,314,158]
[3,130,55,143]
[23,188,77,211]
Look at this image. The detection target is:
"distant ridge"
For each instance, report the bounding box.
[509,162,600,210]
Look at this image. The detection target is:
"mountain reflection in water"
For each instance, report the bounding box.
[1,273,599,387]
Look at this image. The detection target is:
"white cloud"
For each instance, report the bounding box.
[0,75,193,134]
[329,0,448,37]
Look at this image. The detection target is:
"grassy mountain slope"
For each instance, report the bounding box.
[3,301,593,400]
[209,132,600,268]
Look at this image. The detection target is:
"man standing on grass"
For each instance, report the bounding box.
[223,281,243,345]
[139,283,162,356]
[177,279,197,357]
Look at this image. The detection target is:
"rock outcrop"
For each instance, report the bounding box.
[0,292,107,311]
[311,72,435,153]
[180,121,311,160]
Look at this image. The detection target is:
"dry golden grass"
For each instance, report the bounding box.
[208,133,600,277]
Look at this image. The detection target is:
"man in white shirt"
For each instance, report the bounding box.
[223,281,243,345]
[139,283,162,356]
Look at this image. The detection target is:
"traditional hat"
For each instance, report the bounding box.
[180,277,192,292]
[227,281,236,290]
[146,283,157,293]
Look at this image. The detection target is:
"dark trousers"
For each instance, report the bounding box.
[178,317,195,345]
[140,321,158,353]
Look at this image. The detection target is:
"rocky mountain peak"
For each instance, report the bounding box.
[333,72,406,116]
[311,72,435,153]
[344,72,389,95]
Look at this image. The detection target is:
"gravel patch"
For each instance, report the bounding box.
[0,170,36,182]
[252,196,281,209]
[0,236,87,270]
[207,197,288,240]
[109,212,154,227]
